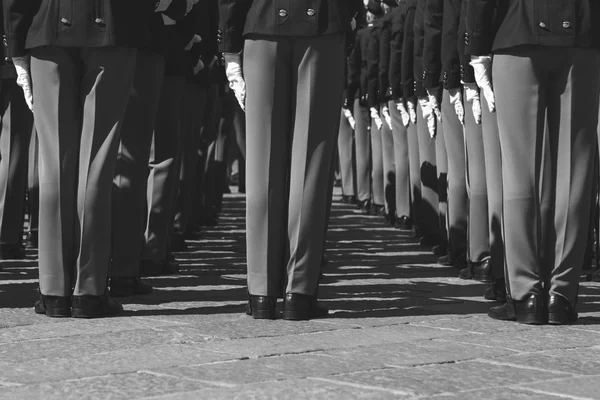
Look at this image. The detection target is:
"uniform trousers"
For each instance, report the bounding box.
[353,99,371,203]
[381,105,396,216]
[441,90,467,258]
[406,119,421,230]
[337,110,355,197]
[416,104,440,237]
[143,76,185,262]
[370,115,385,207]
[243,34,345,296]
[111,50,165,277]
[31,46,136,296]
[0,80,33,245]
[27,126,39,240]
[389,101,411,219]
[172,83,208,236]
[464,94,490,263]
[493,46,600,303]
[435,112,448,243]
[480,96,504,279]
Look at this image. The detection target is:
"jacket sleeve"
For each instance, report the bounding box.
[422,0,443,89]
[3,0,39,57]
[464,0,496,55]
[161,0,190,20]
[441,0,461,89]
[366,27,380,108]
[413,2,427,98]
[389,10,405,101]
[379,20,392,103]
[347,32,361,104]
[458,0,475,83]
[219,0,253,53]
[401,6,416,99]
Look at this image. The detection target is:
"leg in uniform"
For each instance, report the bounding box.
[434,112,448,251]
[0,79,33,259]
[406,113,421,235]
[26,125,39,249]
[380,104,396,223]
[370,114,385,214]
[389,100,412,229]
[338,110,356,202]
[354,98,372,211]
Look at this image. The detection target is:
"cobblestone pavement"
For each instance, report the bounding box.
[1,192,600,399]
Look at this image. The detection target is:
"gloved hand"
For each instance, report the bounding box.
[343,108,356,130]
[12,57,33,111]
[447,87,464,125]
[425,86,442,122]
[406,98,417,125]
[193,58,205,75]
[463,82,482,125]
[184,34,202,51]
[381,104,393,130]
[418,97,437,138]
[185,0,199,14]
[224,52,246,112]
[470,55,495,113]
[396,100,410,128]
[351,17,357,31]
[370,107,383,130]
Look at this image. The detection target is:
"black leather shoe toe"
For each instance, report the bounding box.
[471,258,493,283]
[432,244,447,257]
[458,266,473,280]
[548,294,578,325]
[484,279,507,303]
[437,254,452,266]
[283,293,328,321]
[491,293,545,325]
[488,301,516,321]
[248,295,277,319]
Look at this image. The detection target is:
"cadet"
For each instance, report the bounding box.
[220,0,363,320]
[467,0,600,324]
[5,0,155,318]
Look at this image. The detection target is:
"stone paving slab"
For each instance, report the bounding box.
[1,192,600,399]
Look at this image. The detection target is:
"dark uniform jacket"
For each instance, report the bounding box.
[3,0,167,57]
[422,0,462,90]
[347,26,373,105]
[378,9,397,105]
[390,0,417,101]
[218,0,364,53]
[465,0,600,56]
[413,0,428,98]
[366,19,383,108]
[457,0,474,83]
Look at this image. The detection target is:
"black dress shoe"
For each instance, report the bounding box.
[247,295,277,319]
[71,294,123,319]
[375,205,386,216]
[34,293,71,317]
[489,293,545,325]
[484,279,507,303]
[282,293,328,321]
[357,199,371,213]
[110,277,153,297]
[458,265,472,280]
[548,294,578,325]
[438,254,453,267]
[0,243,26,260]
[396,215,413,230]
[341,195,357,204]
[471,258,492,283]
[170,233,188,252]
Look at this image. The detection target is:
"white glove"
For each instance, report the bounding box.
[426,87,442,122]
[343,108,356,130]
[224,52,246,112]
[381,104,393,130]
[418,97,437,138]
[370,107,383,130]
[406,99,417,125]
[193,58,205,75]
[351,18,357,31]
[470,55,495,113]
[396,101,410,128]
[447,87,465,125]
[12,57,33,111]
[184,34,202,51]
[463,82,482,125]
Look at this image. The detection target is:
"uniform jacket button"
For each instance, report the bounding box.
[539,21,547,28]
[279,9,288,17]
[307,8,315,16]
[563,21,571,28]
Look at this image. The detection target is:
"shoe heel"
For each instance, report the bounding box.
[46,307,71,318]
[516,313,544,325]
[282,310,309,321]
[252,309,276,320]
[548,312,569,325]
[70,308,92,319]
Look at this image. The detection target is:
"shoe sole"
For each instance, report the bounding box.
[71,308,122,319]
[252,310,276,320]
[516,313,545,325]
[473,272,494,283]
[548,313,576,325]
[41,308,70,318]
[282,311,310,321]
